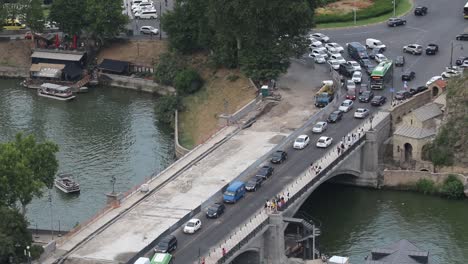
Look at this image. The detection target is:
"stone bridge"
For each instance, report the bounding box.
[202,111,392,264]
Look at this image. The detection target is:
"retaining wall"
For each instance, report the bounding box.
[0,66,29,78]
[175,110,190,158]
[218,96,261,126]
[99,73,175,95]
[389,89,432,129]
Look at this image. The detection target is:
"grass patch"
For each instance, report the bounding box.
[316,0,412,29]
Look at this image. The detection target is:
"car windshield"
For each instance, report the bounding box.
[330,114,337,118]
[314,124,322,128]
[296,138,305,143]
[187,222,195,227]
[225,191,235,196]
[353,72,360,77]
[342,102,350,106]
[374,96,381,100]
[318,139,325,143]
[158,242,169,247]
[272,152,282,158]
[362,91,370,96]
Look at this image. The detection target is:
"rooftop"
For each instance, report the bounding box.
[412,103,442,122]
[31,51,84,62]
[394,125,436,139]
[365,239,432,264]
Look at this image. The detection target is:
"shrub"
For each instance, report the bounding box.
[440,175,465,199]
[227,74,239,82]
[174,69,203,95]
[415,178,436,195]
[154,53,185,86]
[155,95,182,124]
[30,244,44,260]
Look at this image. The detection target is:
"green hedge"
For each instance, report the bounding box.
[315,0,402,24]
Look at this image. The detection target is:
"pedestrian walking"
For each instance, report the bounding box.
[337,145,341,155]
[222,247,226,256]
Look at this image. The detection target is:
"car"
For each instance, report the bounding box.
[135,9,158,19]
[316,136,333,148]
[309,49,328,59]
[395,56,405,67]
[358,90,374,103]
[293,135,310,150]
[426,75,443,86]
[325,42,344,53]
[348,61,361,72]
[425,43,438,55]
[456,56,468,66]
[255,165,274,179]
[446,66,462,72]
[245,176,264,192]
[346,80,356,90]
[365,38,386,51]
[374,54,387,63]
[154,235,177,253]
[270,150,287,164]
[352,71,362,83]
[132,2,153,11]
[403,44,423,55]
[370,95,387,106]
[328,53,345,63]
[460,60,468,68]
[368,48,380,59]
[354,108,370,119]
[314,55,326,64]
[359,58,376,74]
[309,41,324,50]
[346,86,357,100]
[441,69,462,79]
[339,63,355,77]
[401,71,416,81]
[309,37,323,47]
[44,21,59,30]
[327,59,340,71]
[310,33,330,42]
[183,219,201,234]
[206,203,226,218]
[312,121,328,133]
[327,110,343,123]
[339,99,354,113]
[394,91,412,100]
[456,33,468,41]
[387,17,406,27]
[414,6,428,16]
[409,85,428,95]
[140,26,159,35]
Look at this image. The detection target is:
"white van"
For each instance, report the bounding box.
[365,38,386,51]
[133,257,150,264]
[135,9,157,19]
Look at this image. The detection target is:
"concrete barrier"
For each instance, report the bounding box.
[0,66,29,78]
[99,73,175,95]
[174,110,190,158]
[383,170,467,190]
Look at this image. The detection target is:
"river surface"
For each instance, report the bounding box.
[300,183,468,264]
[0,79,175,230]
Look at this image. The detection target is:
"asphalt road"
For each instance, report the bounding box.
[142,1,467,263]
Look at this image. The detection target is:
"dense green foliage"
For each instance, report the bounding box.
[421,125,455,168]
[440,175,465,199]
[0,206,32,263]
[415,178,436,195]
[316,0,402,24]
[23,0,44,33]
[155,95,182,124]
[162,0,314,81]
[174,69,203,95]
[154,53,186,86]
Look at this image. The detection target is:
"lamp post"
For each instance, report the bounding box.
[450,41,464,68]
[393,0,396,17]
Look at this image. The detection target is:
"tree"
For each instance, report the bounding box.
[155,95,182,124]
[84,0,128,41]
[154,52,186,86]
[0,206,32,263]
[174,69,203,95]
[23,0,44,34]
[49,0,86,36]
[0,133,59,214]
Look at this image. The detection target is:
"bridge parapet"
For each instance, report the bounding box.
[201,111,389,264]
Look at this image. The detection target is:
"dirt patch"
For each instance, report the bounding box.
[316,0,373,15]
[0,40,32,68]
[97,40,168,66]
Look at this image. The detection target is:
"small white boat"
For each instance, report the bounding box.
[54,173,80,194]
[38,83,76,101]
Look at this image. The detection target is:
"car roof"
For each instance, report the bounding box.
[357,108,367,111]
[332,110,341,114]
[319,136,329,140]
[297,134,308,139]
[343,99,353,103]
[188,218,200,223]
[316,121,326,125]
[161,235,175,242]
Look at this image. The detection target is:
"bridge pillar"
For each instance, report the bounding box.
[359,130,379,187]
[263,214,287,264]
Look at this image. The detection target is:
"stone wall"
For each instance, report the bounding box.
[0,66,29,78]
[383,170,468,193]
[389,89,432,130]
[218,95,261,126]
[99,73,175,95]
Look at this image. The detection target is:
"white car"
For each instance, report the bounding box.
[374,54,387,63]
[293,135,310,149]
[314,55,326,64]
[346,80,356,90]
[309,42,323,50]
[140,26,159,35]
[445,66,461,72]
[309,37,322,46]
[327,59,340,70]
[441,70,462,79]
[312,121,328,133]
[352,71,362,83]
[328,54,346,64]
[44,21,59,30]
[310,33,330,43]
[135,9,158,19]
[316,136,333,148]
[354,108,370,119]
[460,60,468,68]
[309,49,328,59]
[339,99,354,112]
[132,1,152,10]
[183,218,202,234]
[347,61,361,72]
[325,42,344,53]
[426,75,443,86]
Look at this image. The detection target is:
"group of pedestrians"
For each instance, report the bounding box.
[264,193,289,213]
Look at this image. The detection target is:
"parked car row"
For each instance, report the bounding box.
[130,0,158,19]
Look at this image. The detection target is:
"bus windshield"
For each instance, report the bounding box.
[464,2,468,18]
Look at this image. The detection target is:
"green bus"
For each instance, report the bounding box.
[151,253,173,264]
[370,60,393,90]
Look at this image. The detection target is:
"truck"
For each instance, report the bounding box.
[314,80,335,108]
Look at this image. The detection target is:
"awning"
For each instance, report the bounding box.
[30,63,65,72]
[98,59,129,74]
[64,63,83,79]
[31,51,84,62]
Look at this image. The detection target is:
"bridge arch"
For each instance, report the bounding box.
[230,248,261,264]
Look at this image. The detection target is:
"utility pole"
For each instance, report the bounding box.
[449,41,464,68]
[393,0,396,17]
[353,0,357,24]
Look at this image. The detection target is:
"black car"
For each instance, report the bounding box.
[402,71,416,81]
[206,202,226,218]
[270,150,287,164]
[387,17,406,27]
[327,110,343,123]
[456,56,468,66]
[338,63,355,78]
[371,96,387,106]
[358,90,374,103]
[154,235,178,253]
[369,48,383,59]
[255,165,274,179]
[409,85,428,95]
[414,6,428,16]
[359,58,376,74]
[395,56,405,67]
[456,33,468,41]
[425,43,438,55]
[245,176,264,192]
[394,91,412,100]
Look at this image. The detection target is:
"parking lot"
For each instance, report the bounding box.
[123,0,173,38]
